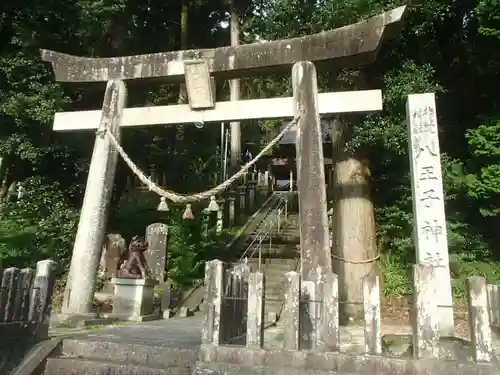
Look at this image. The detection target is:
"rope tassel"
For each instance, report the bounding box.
[182,204,195,220]
[207,196,219,212]
[157,197,169,212]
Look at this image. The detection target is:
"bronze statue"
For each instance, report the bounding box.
[120,235,153,280]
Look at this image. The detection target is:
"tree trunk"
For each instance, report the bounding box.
[331,120,377,324]
[229,0,241,172]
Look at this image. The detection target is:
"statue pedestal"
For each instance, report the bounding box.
[109,277,159,322]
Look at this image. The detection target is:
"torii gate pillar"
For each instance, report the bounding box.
[62,81,126,317]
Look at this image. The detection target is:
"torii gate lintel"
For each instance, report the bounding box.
[40,6,407,84]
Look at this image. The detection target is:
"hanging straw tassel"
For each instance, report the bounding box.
[157,197,170,212]
[182,204,195,220]
[207,196,220,212]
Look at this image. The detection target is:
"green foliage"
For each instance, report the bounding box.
[464,117,500,217]
[380,254,412,298]
[166,211,206,285]
[0,177,79,270]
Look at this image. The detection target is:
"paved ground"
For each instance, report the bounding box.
[50,313,500,357]
[50,314,204,349]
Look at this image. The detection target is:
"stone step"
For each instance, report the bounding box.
[247,262,295,270]
[59,339,198,368]
[262,276,286,286]
[45,357,190,375]
[248,258,297,266]
[260,247,300,255]
[264,301,284,312]
[176,285,204,317]
[249,230,300,238]
[251,228,299,235]
[265,280,286,289]
[261,264,297,272]
[262,269,292,278]
[264,291,284,300]
[194,363,359,375]
[249,238,300,247]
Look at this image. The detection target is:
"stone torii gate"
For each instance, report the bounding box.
[42,7,407,323]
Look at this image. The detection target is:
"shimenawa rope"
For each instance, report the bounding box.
[102,109,303,204]
[331,253,380,264]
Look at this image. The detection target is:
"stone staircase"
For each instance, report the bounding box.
[171,194,289,318]
[44,317,203,375]
[246,213,300,325]
[248,258,298,325]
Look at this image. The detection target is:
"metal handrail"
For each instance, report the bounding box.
[239,191,295,271]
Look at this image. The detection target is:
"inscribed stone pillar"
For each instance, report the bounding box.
[62,80,126,316]
[406,93,454,335]
[145,223,168,283]
[292,61,331,284]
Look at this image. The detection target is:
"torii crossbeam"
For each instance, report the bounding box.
[41,7,407,83]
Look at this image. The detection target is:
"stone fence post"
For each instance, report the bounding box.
[246,272,264,348]
[300,280,317,350]
[319,273,339,351]
[29,260,57,340]
[283,271,300,350]
[487,284,500,327]
[468,276,493,362]
[363,270,381,355]
[0,267,20,322]
[201,259,224,345]
[412,264,439,359]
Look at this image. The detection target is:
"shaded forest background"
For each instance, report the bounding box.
[0,0,499,299]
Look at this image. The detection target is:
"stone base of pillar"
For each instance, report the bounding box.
[109,277,159,322]
[105,313,160,322]
[162,308,174,319]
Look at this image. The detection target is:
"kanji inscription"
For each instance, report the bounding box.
[406,93,454,335]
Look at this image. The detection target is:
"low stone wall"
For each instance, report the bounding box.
[0,260,57,374]
[195,345,500,375]
[200,260,498,374]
